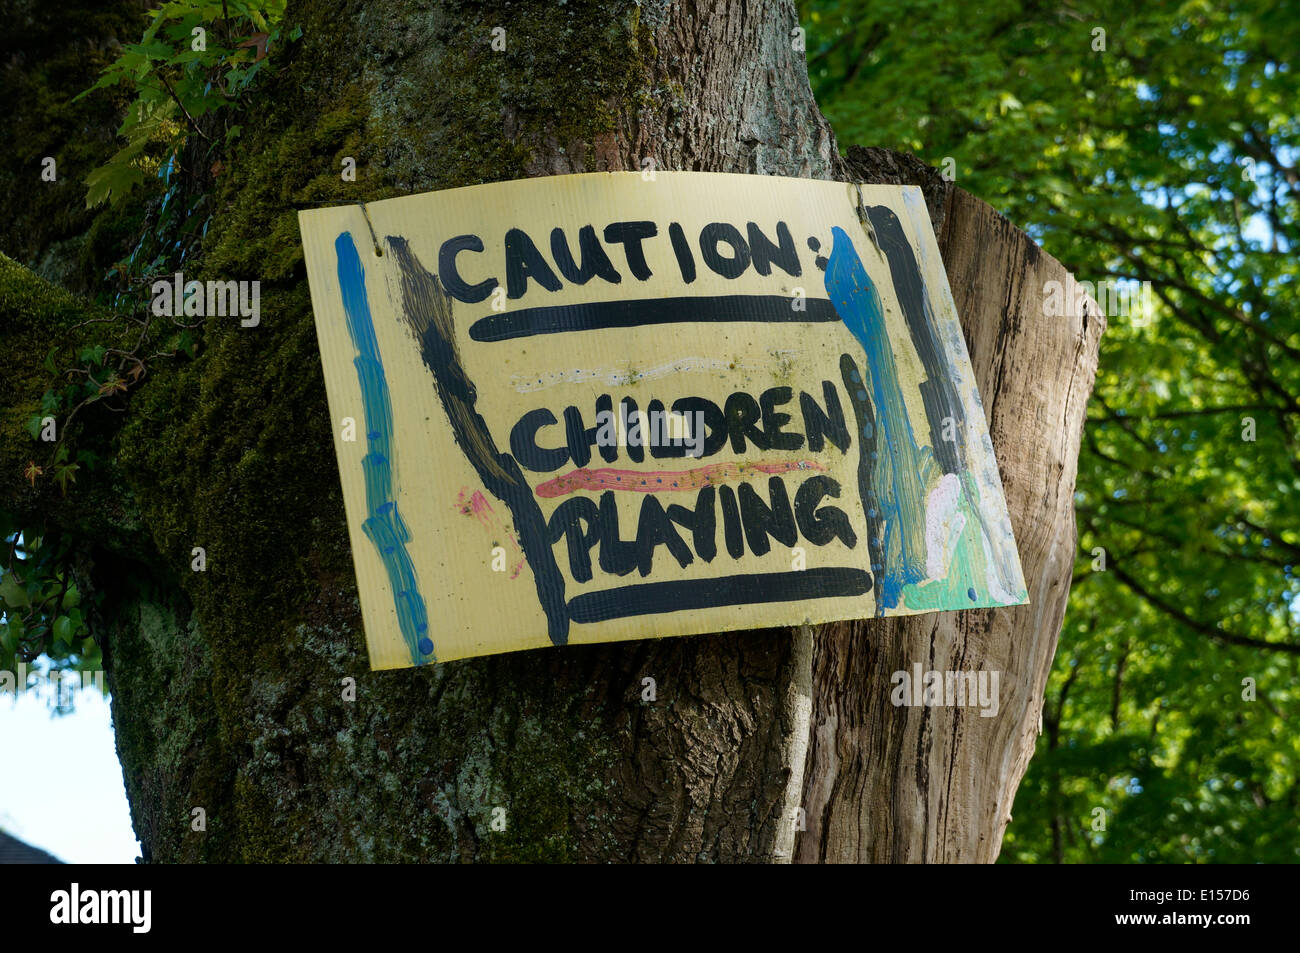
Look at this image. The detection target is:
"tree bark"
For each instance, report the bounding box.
[0,0,1102,862]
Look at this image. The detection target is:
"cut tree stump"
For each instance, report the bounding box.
[790,147,1105,862]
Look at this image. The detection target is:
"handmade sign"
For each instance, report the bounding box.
[299,172,1027,669]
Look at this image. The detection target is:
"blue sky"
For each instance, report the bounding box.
[0,685,139,863]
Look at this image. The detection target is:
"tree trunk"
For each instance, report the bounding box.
[0,0,1102,862]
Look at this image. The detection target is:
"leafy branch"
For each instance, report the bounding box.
[0,522,99,674]
[76,0,298,209]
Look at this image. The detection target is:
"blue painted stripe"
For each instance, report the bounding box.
[824,226,928,611]
[334,231,433,664]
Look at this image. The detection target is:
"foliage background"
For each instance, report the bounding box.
[804,0,1299,862]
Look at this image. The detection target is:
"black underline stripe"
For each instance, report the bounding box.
[468,294,838,342]
[566,567,872,624]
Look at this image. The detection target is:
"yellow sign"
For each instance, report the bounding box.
[299,173,1027,669]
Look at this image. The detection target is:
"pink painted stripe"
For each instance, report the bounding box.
[534,460,826,499]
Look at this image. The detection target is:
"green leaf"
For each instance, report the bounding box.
[125,40,176,61]
[85,159,146,209]
[0,574,30,609]
[78,345,108,367]
[53,463,80,495]
[72,71,128,102]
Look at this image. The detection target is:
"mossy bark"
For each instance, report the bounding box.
[0,0,146,295]
[0,0,1100,862]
